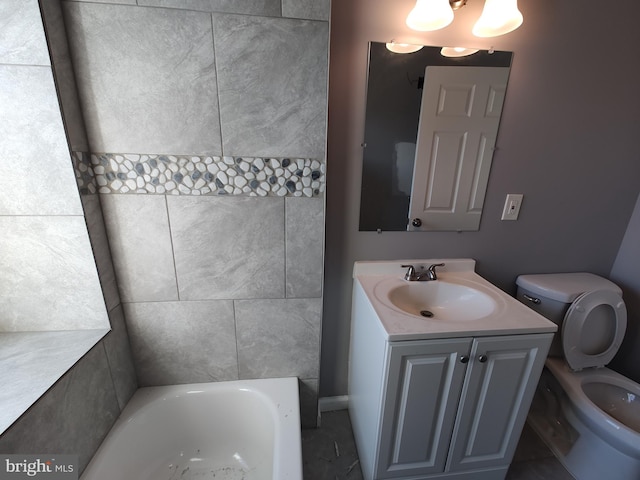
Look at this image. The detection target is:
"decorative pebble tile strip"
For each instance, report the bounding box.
[72,151,98,195]
[82,153,326,197]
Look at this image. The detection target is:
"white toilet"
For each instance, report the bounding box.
[515,272,640,480]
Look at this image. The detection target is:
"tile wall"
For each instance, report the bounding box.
[0,3,107,330]
[0,312,135,471]
[0,0,137,472]
[62,0,330,426]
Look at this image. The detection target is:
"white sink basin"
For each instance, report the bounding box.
[354,259,558,341]
[385,280,496,321]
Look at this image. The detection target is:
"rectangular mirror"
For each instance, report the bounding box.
[359,42,512,232]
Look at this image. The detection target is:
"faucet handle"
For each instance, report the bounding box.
[427,263,445,280]
[401,264,416,281]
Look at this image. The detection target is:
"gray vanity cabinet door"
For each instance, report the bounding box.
[375,338,473,478]
[446,334,552,472]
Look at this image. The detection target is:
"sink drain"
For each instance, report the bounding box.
[420,310,434,318]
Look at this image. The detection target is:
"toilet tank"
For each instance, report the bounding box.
[515,273,622,357]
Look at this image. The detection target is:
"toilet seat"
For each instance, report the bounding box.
[562,289,627,371]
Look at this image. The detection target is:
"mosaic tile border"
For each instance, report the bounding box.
[72,152,326,197]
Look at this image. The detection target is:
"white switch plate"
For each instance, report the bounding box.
[501,194,523,221]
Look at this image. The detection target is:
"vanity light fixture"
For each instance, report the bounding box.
[472,0,523,37]
[405,0,523,37]
[406,0,455,32]
[440,46,480,57]
[386,41,424,54]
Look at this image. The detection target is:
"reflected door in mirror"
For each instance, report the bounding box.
[409,66,509,231]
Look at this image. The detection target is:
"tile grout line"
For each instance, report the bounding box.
[163,194,181,301]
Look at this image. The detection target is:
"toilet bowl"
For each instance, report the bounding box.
[546,358,640,461]
[516,273,640,480]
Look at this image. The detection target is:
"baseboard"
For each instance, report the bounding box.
[318,395,349,412]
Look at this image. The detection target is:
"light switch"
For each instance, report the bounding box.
[501,194,523,221]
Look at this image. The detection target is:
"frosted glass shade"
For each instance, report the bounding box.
[472,0,523,37]
[440,47,480,57]
[406,0,454,32]
[386,42,425,54]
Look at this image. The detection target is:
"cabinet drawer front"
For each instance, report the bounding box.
[377,338,472,478]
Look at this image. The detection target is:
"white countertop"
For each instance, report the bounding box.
[0,329,109,434]
[354,259,557,342]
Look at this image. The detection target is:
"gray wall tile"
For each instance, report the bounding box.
[0,344,121,473]
[235,298,321,379]
[282,0,330,21]
[79,0,136,4]
[214,14,329,159]
[0,65,83,216]
[286,197,324,298]
[0,216,109,331]
[138,0,281,16]
[102,305,138,409]
[167,196,285,300]
[125,300,238,385]
[299,378,319,428]
[0,330,108,434]
[101,194,178,303]
[63,2,221,155]
[81,195,121,311]
[40,0,90,152]
[0,0,50,66]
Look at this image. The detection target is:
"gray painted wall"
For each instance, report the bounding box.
[322,0,640,396]
[610,193,640,381]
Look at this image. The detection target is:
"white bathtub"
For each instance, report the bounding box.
[81,377,302,480]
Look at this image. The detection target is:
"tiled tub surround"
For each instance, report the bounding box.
[62,2,329,160]
[0,1,136,474]
[135,0,331,21]
[0,330,130,472]
[100,193,324,426]
[61,0,330,428]
[0,330,108,434]
[73,152,326,197]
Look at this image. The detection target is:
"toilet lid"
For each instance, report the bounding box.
[562,289,627,371]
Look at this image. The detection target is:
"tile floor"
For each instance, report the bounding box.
[302,409,574,480]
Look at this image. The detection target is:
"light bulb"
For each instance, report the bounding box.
[472,0,523,37]
[406,0,454,32]
[386,42,424,54]
[440,47,480,57]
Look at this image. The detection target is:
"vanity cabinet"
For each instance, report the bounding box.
[348,282,553,480]
[377,335,550,479]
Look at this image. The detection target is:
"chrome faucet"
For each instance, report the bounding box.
[402,263,445,281]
